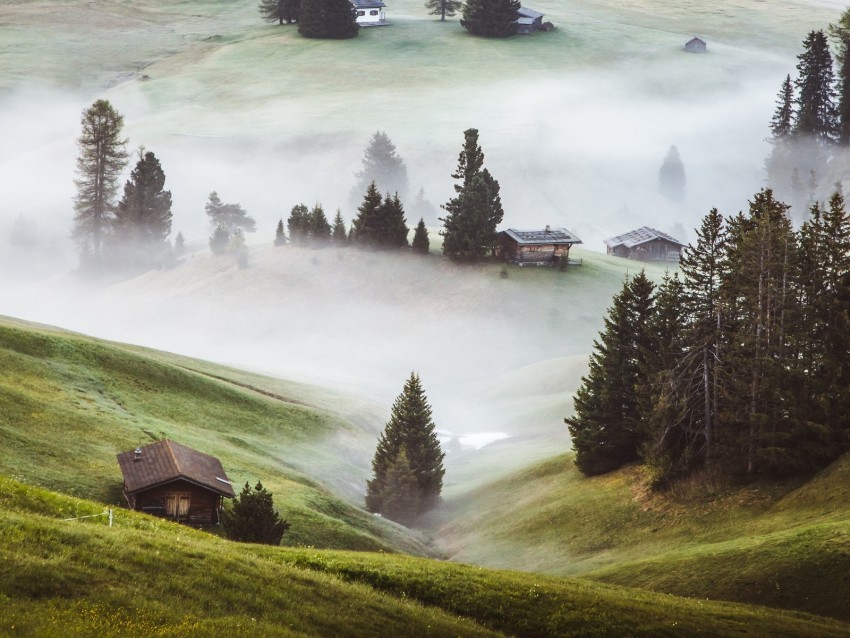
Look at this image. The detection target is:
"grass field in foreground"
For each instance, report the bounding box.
[2,477,848,638]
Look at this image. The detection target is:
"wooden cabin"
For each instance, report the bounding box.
[116,440,235,526]
[495,226,582,266]
[685,37,707,53]
[351,0,387,25]
[516,7,545,34]
[604,226,686,262]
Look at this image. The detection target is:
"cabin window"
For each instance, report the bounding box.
[357,10,365,15]
[370,9,379,15]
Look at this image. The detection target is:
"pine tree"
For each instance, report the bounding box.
[460,0,520,37]
[205,192,256,234]
[259,0,299,24]
[72,99,128,267]
[287,203,310,245]
[830,9,850,144]
[174,231,186,256]
[658,145,686,202]
[411,187,438,224]
[298,0,358,38]
[222,481,290,545]
[309,204,332,244]
[355,132,409,202]
[379,192,409,248]
[440,128,504,261]
[209,224,230,255]
[366,373,445,516]
[111,149,173,266]
[331,209,348,245]
[794,30,839,143]
[412,218,429,254]
[274,219,286,246]
[565,272,655,475]
[351,181,384,248]
[425,0,461,21]
[770,75,795,142]
[230,228,248,268]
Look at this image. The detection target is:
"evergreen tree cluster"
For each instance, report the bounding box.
[222,481,290,545]
[568,188,850,484]
[354,131,409,203]
[287,203,333,246]
[366,373,445,526]
[350,182,410,249]
[298,0,358,38]
[460,0,520,37]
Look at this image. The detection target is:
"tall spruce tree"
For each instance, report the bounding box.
[274,219,286,246]
[309,204,332,244]
[380,192,409,248]
[794,30,839,143]
[425,0,462,21]
[380,451,421,525]
[829,9,850,145]
[287,203,311,245]
[412,218,430,254]
[72,99,128,267]
[440,128,504,261]
[331,209,348,244]
[565,272,655,475]
[111,149,173,266]
[770,75,796,142]
[658,145,686,202]
[355,132,409,202]
[460,0,520,37]
[366,373,445,517]
[351,181,384,247]
[298,0,358,38]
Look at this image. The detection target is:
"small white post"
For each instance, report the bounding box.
[108,509,113,527]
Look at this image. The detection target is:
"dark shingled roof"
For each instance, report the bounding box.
[603,226,686,249]
[517,6,544,19]
[117,440,235,498]
[351,0,386,7]
[502,227,582,245]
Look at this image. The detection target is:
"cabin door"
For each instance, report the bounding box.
[165,493,192,519]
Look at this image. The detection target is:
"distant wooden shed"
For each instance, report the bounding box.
[117,440,235,525]
[685,36,706,53]
[604,226,686,262]
[516,7,545,34]
[495,226,582,265]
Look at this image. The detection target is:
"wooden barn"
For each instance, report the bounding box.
[516,7,545,34]
[604,226,686,262]
[117,440,235,526]
[495,226,582,266]
[685,36,707,53]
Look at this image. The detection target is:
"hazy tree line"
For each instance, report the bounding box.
[567,188,850,485]
[767,12,850,215]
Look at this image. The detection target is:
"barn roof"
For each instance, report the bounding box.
[117,440,235,498]
[502,227,582,245]
[686,36,706,45]
[604,226,686,249]
[351,0,386,7]
[518,6,544,19]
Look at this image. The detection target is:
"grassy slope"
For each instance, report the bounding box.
[0,315,427,554]
[431,452,850,623]
[2,478,848,638]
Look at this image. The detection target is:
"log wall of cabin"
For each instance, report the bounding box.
[501,241,572,263]
[131,479,223,525]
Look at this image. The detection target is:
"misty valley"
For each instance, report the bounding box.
[1,0,850,635]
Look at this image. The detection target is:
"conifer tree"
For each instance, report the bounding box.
[111,149,173,266]
[794,30,839,143]
[298,0,358,38]
[658,145,686,202]
[222,481,290,545]
[425,0,462,21]
[355,132,409,202]
[380,192,409,248]
[770,75,796,142]
[440,128,504,261]
[412,218,430,254]
[209,224,231,255]
[380,451,421,525]
[230,228,249,268]
[366,373,445,517]
[205,192,256,234]
[351,181,384,247]
[309,204,332,243]
[73,99,128,267]
[460,0,520,37]
[331,209,348,244]
[274,219,286,246]
[259,0,299,24]
[287,203,311,245]
[565,272,655,475]
[174,231,186,256]
[829,9,850,144]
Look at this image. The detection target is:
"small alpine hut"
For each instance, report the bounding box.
[685,36,707,53]
[117,440,235,526]
[495,226,583,266]
[351,0,387,25]
[516,7,544,34]
[604,226,686,262]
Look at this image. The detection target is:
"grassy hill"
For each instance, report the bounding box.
[429,451,850,623]
[0,314,427,554]
[3,477,848,637]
